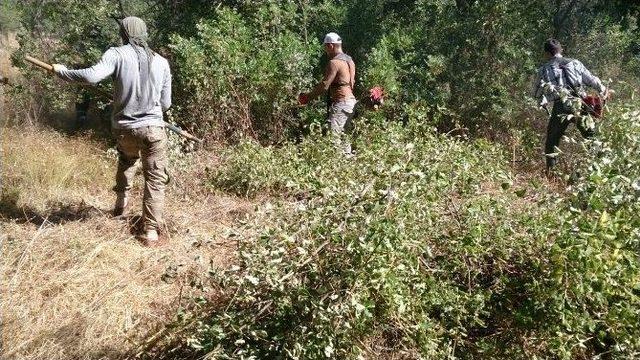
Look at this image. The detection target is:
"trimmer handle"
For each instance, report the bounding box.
[25,56,54,72]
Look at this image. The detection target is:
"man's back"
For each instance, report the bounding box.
[533,55,605,105]
[57,44,172,129]
[329,56,356,101]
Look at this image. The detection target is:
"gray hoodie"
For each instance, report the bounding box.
[57,44,171,130]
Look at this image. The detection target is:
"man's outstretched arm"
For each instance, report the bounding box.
[55,49,118,85]
[577,61,607,97]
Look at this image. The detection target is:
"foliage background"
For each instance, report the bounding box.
[2,0,640,358]
[193,105,640,359]
[4,0,639,144]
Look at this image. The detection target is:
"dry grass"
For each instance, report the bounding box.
[1,127,251,359]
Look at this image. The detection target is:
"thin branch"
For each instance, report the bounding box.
[118,0,127,17]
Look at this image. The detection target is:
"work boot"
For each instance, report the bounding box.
[113,192,129,217]
[140,229,164,247]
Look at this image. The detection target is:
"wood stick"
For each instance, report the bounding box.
[25,56,54,72]
[24,55,203,143]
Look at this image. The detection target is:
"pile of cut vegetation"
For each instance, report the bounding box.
[166,105,640,359]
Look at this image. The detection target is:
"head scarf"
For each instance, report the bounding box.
[119,16,155,113]
[120,17,153,60]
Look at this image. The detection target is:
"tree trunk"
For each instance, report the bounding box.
[553,0,580,38]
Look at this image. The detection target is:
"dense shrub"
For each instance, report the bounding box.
[170,8,318,143]
[536,103,640,357]
[7,0,137,126]
[184,103,640,359]
[198,115,555,358]
[9,0,640,143]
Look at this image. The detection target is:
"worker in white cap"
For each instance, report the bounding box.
[299,32,357,156]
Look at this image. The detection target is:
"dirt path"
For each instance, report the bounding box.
[1,127,251,359]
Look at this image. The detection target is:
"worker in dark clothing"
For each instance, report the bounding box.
[532,39,609,172]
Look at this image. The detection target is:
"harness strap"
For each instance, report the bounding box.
[333,53,354,90]
[557,58,578,96]
[558,58,602,116]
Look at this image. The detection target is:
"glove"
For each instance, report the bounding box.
[298,93,309,106]
[52,64,68,74]
[539,96,549,108]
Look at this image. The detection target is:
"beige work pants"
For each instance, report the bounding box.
[328,98,357,155]
[113,126,169,231]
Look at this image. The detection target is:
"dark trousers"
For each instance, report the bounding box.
[545,101,595,169]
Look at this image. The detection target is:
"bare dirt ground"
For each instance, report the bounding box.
[1,127,251,359]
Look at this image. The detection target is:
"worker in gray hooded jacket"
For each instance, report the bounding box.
[53,16,172,246]
[533,38,609,172]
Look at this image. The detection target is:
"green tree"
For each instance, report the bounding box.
[0,0,21,33]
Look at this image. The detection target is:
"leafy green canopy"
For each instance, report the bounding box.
[8,0,640,141]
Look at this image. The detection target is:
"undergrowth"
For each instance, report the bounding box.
[0,127,112,213]
[186,104,640,359]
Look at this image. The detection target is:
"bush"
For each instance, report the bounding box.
[179,102,640,359]
[170,8,320,144]
[536,103,640,357]
[194,116,559,358]
[8,0,128,126]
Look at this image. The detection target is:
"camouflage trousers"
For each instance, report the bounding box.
[328,98,357,155]
[113,126,169,231]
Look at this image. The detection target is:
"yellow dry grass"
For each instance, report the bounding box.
[1,127,250,359]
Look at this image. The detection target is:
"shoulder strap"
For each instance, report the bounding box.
[558,58,578,95]
[334,53,354,89]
